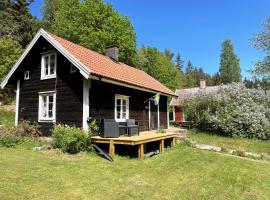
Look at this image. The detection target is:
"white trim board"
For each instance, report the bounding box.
[1,29,91,89]
[15,79,20,126]
[82,79,91,131]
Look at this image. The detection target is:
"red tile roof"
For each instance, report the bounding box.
[49,32,175,96]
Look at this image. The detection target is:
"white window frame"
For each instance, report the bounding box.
[41,51,57,80]
[115,94,129,122]
[70,63,78,73]
[24,71,29,80]
[38,91,56,122]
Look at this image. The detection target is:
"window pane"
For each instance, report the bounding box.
[45,56,49,75]
[117,112,121,119]
[117,99,121,106]
[122,100,126,106]
[122,112,126,119]
[48,109,53,118]
[49,96,54,103]
[117,106,121,112]
[122,105,126,112]
[42,96,47,117]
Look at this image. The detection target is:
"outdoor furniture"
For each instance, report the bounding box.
[101,119,139,138]
[126,119,139,136]
[101,119,120,138]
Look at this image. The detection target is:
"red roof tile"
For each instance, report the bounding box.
[49,32,175,96]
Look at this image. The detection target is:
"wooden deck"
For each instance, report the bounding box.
[91,131,177,160]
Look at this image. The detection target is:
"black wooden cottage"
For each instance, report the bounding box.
[1,29,175,135]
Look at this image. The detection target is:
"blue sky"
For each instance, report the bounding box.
[29,0,270,78]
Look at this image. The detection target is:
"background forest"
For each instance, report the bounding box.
[0,0,269,103]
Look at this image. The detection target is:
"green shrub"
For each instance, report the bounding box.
[89,118,99,135]
[12,121,41,137]
[52,125,90,154]
[0,120,41,147]
[0,136,21,147]
[184,83,270,140]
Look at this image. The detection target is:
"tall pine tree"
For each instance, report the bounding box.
[175,53,184,73]
[0,0,39,48]
[219,40,241,84]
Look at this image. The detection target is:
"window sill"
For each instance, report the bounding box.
[115,119,129,122]
[38,119,55,123]
[41,75,56,80]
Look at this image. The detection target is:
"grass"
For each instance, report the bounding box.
[0,109,15,129]
[0,143,270,199]
[188,130,270,154]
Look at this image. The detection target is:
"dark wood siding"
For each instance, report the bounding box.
[16,37,83,135]
[10,36,168,135]
[89,80,168,132]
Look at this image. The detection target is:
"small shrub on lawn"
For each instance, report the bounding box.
[0,121,41,147]
[52,124,91,154]
[0,136,21,147]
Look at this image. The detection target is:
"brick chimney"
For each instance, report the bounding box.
[105,45,119,62]
[200,79,206,89]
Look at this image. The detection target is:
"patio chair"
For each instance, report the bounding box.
[126,119,139,137]
[101,119,120,138]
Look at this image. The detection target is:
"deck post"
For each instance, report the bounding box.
[109,140,115,157]
[171,137,176,147]
[159,139,164,153]
[138,144,144,160]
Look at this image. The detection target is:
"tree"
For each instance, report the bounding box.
[184,60,196,87]
[219,40,241,84]
[164,48,174,60]
[253,17,270,80]
[212,72,222,85]
[185,60,193,75]
[175,53,184,73]
[137,46,185,90]
[0,37,23,104]
[0,37,22,81]
[41,0,61,30]
[41,0,137,66]
[0,0,39,48]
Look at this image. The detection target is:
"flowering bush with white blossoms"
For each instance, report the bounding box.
[184,83,270,140]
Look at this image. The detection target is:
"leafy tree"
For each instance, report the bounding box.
[0,37,22,81]
[164,48,174,60]
[0,37,23,104]
[219,40,241,83]
[244,77,270,91]
[0,0,39,48]
[253,17,270,80]
[41,0,60,30]
[175,53,184,73]
[137,46,184,90]
[42,0,137,66]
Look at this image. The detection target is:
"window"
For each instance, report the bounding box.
[41,52,56,79]
[24,71,29,80]
[38,92,56,122]
[70,63,77,73]
[115,95,129,122]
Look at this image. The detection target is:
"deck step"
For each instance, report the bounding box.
[166,128,187,140]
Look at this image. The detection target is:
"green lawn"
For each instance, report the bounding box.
[0,109,15,129]
[0,143,270,199]
[188,131,270,154]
